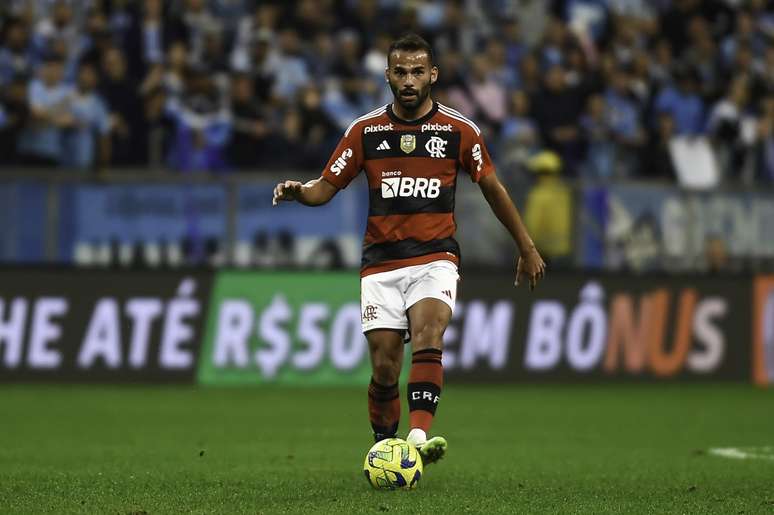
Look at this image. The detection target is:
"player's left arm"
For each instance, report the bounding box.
[477,173,546,290]
[461,128,546,290]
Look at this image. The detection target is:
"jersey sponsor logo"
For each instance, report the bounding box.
[363,123,394,133]
[376,140,391,150]
[329,148,353,175]
[381,170,401,177]
[400,134,416,154]
[472,143,484,172]
[425,136,448,158]
[381,177,441,199]
[421,122,453,132]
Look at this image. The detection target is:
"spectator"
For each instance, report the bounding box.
[177,0,220,65]
[228,73,273,168]
[0,0,770,187]
[0,77,29,164]
[720,9,766,67]
[538,17,569,68]
[271,28,311,105]
[78,9,118,73]
[649,38,675,87]
[641,112,678,180]
[531,64,584,173]
[288,85,341,168]
[500,90,539,170]
[61,62,111,171]
[165,64,231,172]
[323,30,374,130]
[756,95,774,183]
[17,54,73,166]
[99,46,145,165]
[0,17,36,85]
[683,26,723,101]
[517,51,542,95]
[485,39,519,91]
[464,54,507,131]
[499,16,528,69]
[231,4,278,72]
[708,76,757,181]
[653,67,705,136]
[32,0,78,57]
[232,29,277,104]
[563,0,609,44]
[580,93,614,179]
[604,67,645,176]
[523,151,573,266]
[124,0,188,79]
[628,50,653,104]
[197,25,230,92]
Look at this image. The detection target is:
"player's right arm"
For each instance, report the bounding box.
[272,177,337,206]
[271,121,364,207]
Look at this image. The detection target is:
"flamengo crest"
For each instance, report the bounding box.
[425,136,447,158]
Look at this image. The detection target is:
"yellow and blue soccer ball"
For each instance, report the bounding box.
[363,438,423,490]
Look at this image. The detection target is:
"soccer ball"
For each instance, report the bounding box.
[363,438,423,490]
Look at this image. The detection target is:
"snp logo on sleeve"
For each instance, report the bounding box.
[381,177,441,199]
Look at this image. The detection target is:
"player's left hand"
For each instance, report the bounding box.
[515,246,546,291]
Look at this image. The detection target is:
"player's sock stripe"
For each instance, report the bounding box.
[411,358,442,364]
[413,348,443,356]
[368,392,400,402]
[370,379,398,390]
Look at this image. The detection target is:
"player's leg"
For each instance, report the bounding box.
[405,298,450,435]
[365,329,404,442]
[403,260,459,463]
[361,268,410,443]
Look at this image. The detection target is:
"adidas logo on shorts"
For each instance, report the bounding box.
[377,140,391,150]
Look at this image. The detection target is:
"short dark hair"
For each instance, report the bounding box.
[388,33,434,66]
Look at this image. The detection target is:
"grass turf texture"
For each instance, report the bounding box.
[0,385,772,514]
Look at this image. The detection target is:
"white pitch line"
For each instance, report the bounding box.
[708,447,774,461]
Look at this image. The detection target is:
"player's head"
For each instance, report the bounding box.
[386,33,437,111]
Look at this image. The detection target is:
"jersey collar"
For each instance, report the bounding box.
[387,100,438,126]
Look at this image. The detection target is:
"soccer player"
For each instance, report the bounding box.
[272,34,545,465]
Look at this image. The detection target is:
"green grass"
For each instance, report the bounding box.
[0,385,773,514]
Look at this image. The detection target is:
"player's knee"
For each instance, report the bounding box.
[411,322,445,350]
[371,355,401,384]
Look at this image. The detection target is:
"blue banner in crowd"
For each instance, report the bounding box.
[0,182,47,263]
[580,184,774,271]
[0,178,370,266]
[234,179,368,268]
[236,182,367,239]
[58,183,228,262]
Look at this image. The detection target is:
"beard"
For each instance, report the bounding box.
[389,81,431,111]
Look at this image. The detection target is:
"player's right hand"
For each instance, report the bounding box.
[272,180,303,206]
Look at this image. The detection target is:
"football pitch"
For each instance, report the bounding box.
[0,384,772,514]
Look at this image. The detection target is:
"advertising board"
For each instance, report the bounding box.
[0,270,212,382]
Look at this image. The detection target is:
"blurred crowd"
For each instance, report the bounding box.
[0,0,773,183]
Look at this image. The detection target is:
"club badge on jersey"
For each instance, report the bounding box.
[400,134,416,154]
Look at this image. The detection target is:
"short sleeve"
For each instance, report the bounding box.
[321,127,363,189]
[461,130,495,183]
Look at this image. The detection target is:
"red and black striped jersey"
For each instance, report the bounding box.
[321,101,495,277]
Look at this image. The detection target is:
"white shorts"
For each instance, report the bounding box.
[360,260,459,333]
